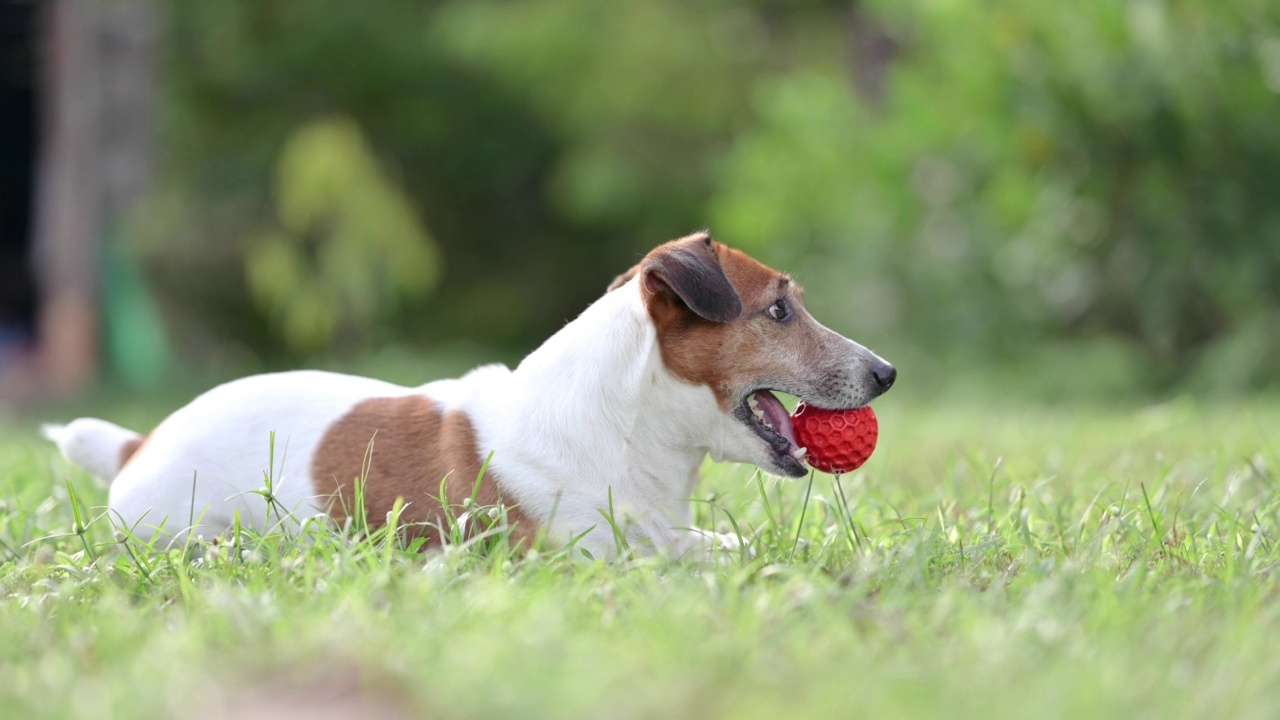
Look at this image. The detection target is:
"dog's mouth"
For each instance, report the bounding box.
[736,390,808,478]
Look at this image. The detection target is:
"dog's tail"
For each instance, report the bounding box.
[43,418,145,484]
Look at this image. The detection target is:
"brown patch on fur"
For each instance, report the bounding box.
[119,436,147,470]
[311,396,537,547]
[717,245,792,313]
[641,234,811,409]
[607,264,640,292]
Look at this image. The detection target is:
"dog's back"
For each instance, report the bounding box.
[48,370,503,544]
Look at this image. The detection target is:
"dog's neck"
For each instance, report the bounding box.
[499,278,720,517]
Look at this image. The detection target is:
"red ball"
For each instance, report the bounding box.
[790,404,878,474]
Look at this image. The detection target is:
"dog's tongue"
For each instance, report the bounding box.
[752,390,798,447]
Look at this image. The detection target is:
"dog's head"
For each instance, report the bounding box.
[610,231,896,478]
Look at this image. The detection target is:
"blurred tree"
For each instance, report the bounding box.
[132,0,1280,391]
[712,0,1280,390]
[142,0,837,362]
[244,116,441,355]
[143,0,585,358]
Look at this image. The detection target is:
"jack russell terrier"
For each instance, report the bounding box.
[45,232,895,556]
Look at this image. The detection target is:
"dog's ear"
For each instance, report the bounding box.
[641,234,742,323]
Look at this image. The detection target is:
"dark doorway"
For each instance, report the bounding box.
[0,0,37,349]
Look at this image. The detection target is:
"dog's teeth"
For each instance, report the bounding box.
[754,408,766,423]
[748,395,760,411]
[791,447,808,461]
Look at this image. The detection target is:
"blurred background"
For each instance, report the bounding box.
[2,0,1279,407]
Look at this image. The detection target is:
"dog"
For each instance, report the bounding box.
[44,232,895,556]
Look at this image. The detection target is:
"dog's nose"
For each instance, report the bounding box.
[871,362,897,393]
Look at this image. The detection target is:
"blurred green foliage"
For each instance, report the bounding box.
[139,0,1280,391]
[715,0,1280,391]
[245,116,440,354]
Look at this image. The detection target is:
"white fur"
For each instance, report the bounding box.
[471,279,759,553]
[43,419,142,483]
[46,272,884,557]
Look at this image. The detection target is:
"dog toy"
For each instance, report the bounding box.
[790,404,878,474]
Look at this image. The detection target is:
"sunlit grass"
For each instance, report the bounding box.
[1,395,1278,719]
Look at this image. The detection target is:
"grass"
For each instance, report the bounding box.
[2,393,1279,719]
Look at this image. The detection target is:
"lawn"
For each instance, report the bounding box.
[1,393,1278,719]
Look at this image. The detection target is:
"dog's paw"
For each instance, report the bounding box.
[677,527,755,563]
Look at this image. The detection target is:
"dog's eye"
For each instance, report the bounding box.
[767,299,789,321]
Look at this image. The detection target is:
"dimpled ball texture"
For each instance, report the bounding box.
[790,403,878,474]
